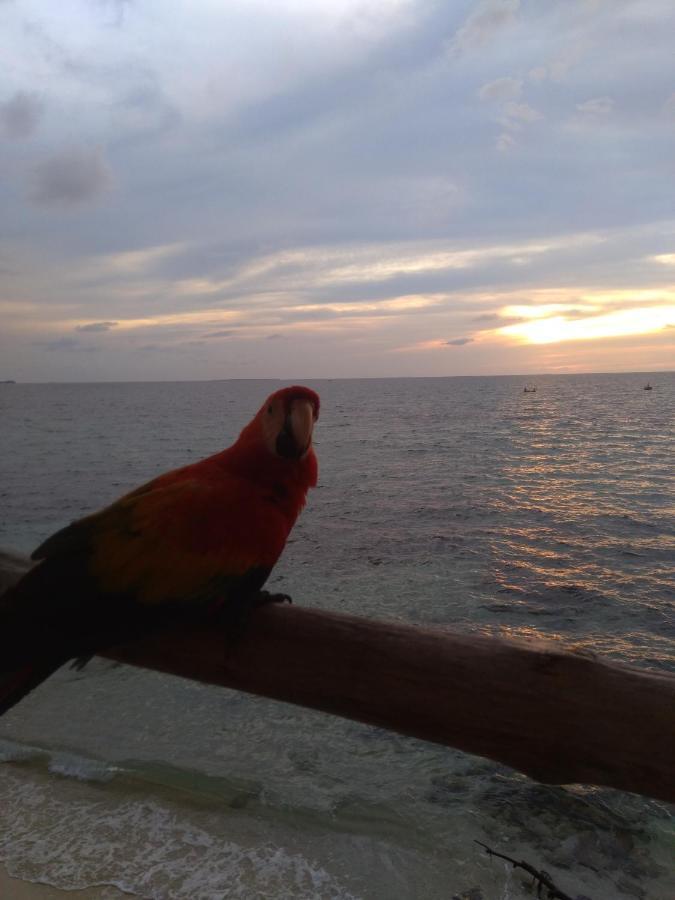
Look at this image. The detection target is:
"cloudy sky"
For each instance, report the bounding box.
[1,0,674,381]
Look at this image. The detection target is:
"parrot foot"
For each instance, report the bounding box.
[253,590,293,607]
[70,655,93,672]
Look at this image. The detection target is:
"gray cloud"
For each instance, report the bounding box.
[478,77,522,102]
[528,45,584,85]
[1,91,44,139]
[496,131,516,151]
[449,0,520,55]
[29,147,113,207]
[576,97,614,118]
[500,101,542,129]
[34,337,97,352]
[75,320,118,332]
[446,337,474,346]
[111,80,181,144]
[98,0,134,27]
[2,0,674,380]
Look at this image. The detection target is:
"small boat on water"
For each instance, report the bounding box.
[644,383,653,391]
[523,384,536,393]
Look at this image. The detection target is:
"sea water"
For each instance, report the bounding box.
[0,375,673,899]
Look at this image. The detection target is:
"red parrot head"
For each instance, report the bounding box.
[259,385,320,461]
[229,386,320,490]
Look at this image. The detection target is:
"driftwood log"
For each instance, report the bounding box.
[1,551,674,804]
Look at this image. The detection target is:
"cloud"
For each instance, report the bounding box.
[449,0,520,55]
[29,147,113,207]
[651,253,675,266]
[496,305,675,345]
[266,332,283,340]
[496,131,516,151]
[99,0,134,27]
[112,81,181,141]
[528,45,585,84]
[576,96,614,117]
[75,320,118,332]
[478,77,523,102]
[477,76,541,146]
[500,101,542,129]
[0,90,43,139]
[2,1,675,380]
[446,337,474,346]
[34,337,97,351]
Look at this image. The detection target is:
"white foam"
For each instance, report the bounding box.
[0,737,42,763]
[48,751,116,783]
[0,766,361,900]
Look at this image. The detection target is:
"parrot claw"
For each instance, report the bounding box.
[70,655,93,672]
[254,589,293,606]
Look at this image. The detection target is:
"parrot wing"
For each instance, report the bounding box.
[29,468,287,608]
[30,476,161,562]
[0,471,285,714]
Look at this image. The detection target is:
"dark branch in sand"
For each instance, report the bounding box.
[474,840,577,900]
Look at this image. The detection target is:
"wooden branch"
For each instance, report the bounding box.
[2,551,674,803]
[474,841,575,900]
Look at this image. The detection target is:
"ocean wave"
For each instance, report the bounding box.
[0,764,360,900]
[1,376,674,898]
[1,733,674,900]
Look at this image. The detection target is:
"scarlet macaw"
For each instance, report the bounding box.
[0,385,319,715]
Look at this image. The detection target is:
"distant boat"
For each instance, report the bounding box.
[644,383,653,391]
[523,384,536,393]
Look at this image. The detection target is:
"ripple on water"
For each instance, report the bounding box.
[0,375,673,899]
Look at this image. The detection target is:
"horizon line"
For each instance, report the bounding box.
[2,369,673,385]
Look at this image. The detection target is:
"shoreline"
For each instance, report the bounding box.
[0,867,129,899]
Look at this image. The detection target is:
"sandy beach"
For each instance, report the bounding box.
[0,867,128,899]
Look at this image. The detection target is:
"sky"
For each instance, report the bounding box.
[1,0,674,381]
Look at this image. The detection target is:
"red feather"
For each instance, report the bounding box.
[0,386,320,714]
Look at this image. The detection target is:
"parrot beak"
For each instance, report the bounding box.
[290,399,315,456]
[275,399,315,459]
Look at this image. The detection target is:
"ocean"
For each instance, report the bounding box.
[0,374,673,900]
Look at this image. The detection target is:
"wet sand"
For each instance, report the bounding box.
[0,867,128,899]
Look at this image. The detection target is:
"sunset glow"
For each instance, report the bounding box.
[496,306,675,345]
[1,1,674,379]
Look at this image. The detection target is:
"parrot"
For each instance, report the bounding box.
[0,384,319,716]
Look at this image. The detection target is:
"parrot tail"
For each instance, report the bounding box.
[0,660,66,717]
[0,561,94,717]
